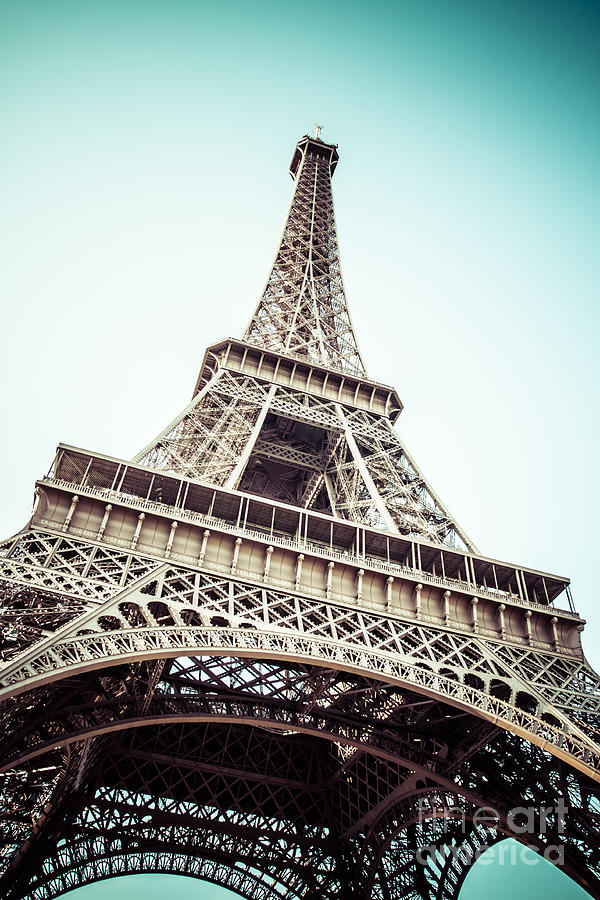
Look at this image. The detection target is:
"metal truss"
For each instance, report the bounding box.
[134,370,267,483]
[0,530,163,662]
[243,135,365,377]
[1,562,598,772]
[132,135,473,546]
[133,366,472,548]
[1,558,600,897]
[2,131,600,899]
[2,634,600,898]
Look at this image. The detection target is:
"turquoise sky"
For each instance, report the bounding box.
[1,1,598,898]
[58,839,595,900]
[58,839,595,899]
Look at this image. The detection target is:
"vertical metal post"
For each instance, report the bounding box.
[295,554,304,590]
[542,578,549,604]
[110,464,122,493]
[326,561,335,599]
[231,538,242,575]
[471,597,478,632]
[174,479,184,509]
[386,576,394,611]
[145,474,156,501]
[180,481,190,512]
[165,521,178,558]
[62,495,79,532]
[415,583,422,618]
[356,569,364,601]
[117,466,128,494]
[131,513,145,550]
[81,457,93,488]
[198,530,210,566]
[524,610,532,644]
[208,491,216,518]
[97,504,112,540]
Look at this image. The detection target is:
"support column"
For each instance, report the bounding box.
[443,590,451,625]
[198,530,210,566]
[415,583,423,619]
[550,616,559,650]
[326,561,335,600]
[498,603,506,638]
[165,521,178,559]
[231,538,242,575]
[62,495,79,532]
[356,568,364,602]
[295,553,304,590]
[131,512,145,550]
[263,546,274,583]
[471,596,478,632]
[386,576,394,612]
[97,504,112,540]
[524,609,532,645]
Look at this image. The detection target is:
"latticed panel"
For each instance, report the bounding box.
[4,562,597,779]
[0,753,64,878]
[244,144,365,377]
[326,436,388,528]
[344,409,473,550]
[0,530,164,663]
[2,577,600,900]
[485,642,600,728]
[129,354,472,547]
[135,371,269,482]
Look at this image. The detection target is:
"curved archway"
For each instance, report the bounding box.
[27,855,294,900]
[61,875,240,899]
[2,663,600,900]
[2,623,597,782]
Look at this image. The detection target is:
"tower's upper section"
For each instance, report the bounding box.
[243,133,366,377]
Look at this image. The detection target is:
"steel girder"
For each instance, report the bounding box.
[2,132,599,899]
[2,654,600,898]
[243,138,365,378]
[133,367,473,549]
[1,557,600,898]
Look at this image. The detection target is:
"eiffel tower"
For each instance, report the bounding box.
[1,130,600,900]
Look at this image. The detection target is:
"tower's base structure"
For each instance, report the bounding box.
[1,134,600,900]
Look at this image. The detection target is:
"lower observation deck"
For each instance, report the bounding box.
[8,443,582,657]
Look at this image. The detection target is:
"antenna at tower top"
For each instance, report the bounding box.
[314,123,323,140]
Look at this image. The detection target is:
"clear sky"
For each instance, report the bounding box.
[1,1,598,898]
[57,842,595,900]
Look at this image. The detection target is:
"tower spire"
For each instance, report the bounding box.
[243,134,366,377]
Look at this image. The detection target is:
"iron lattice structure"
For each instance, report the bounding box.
[1,133,599,900]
